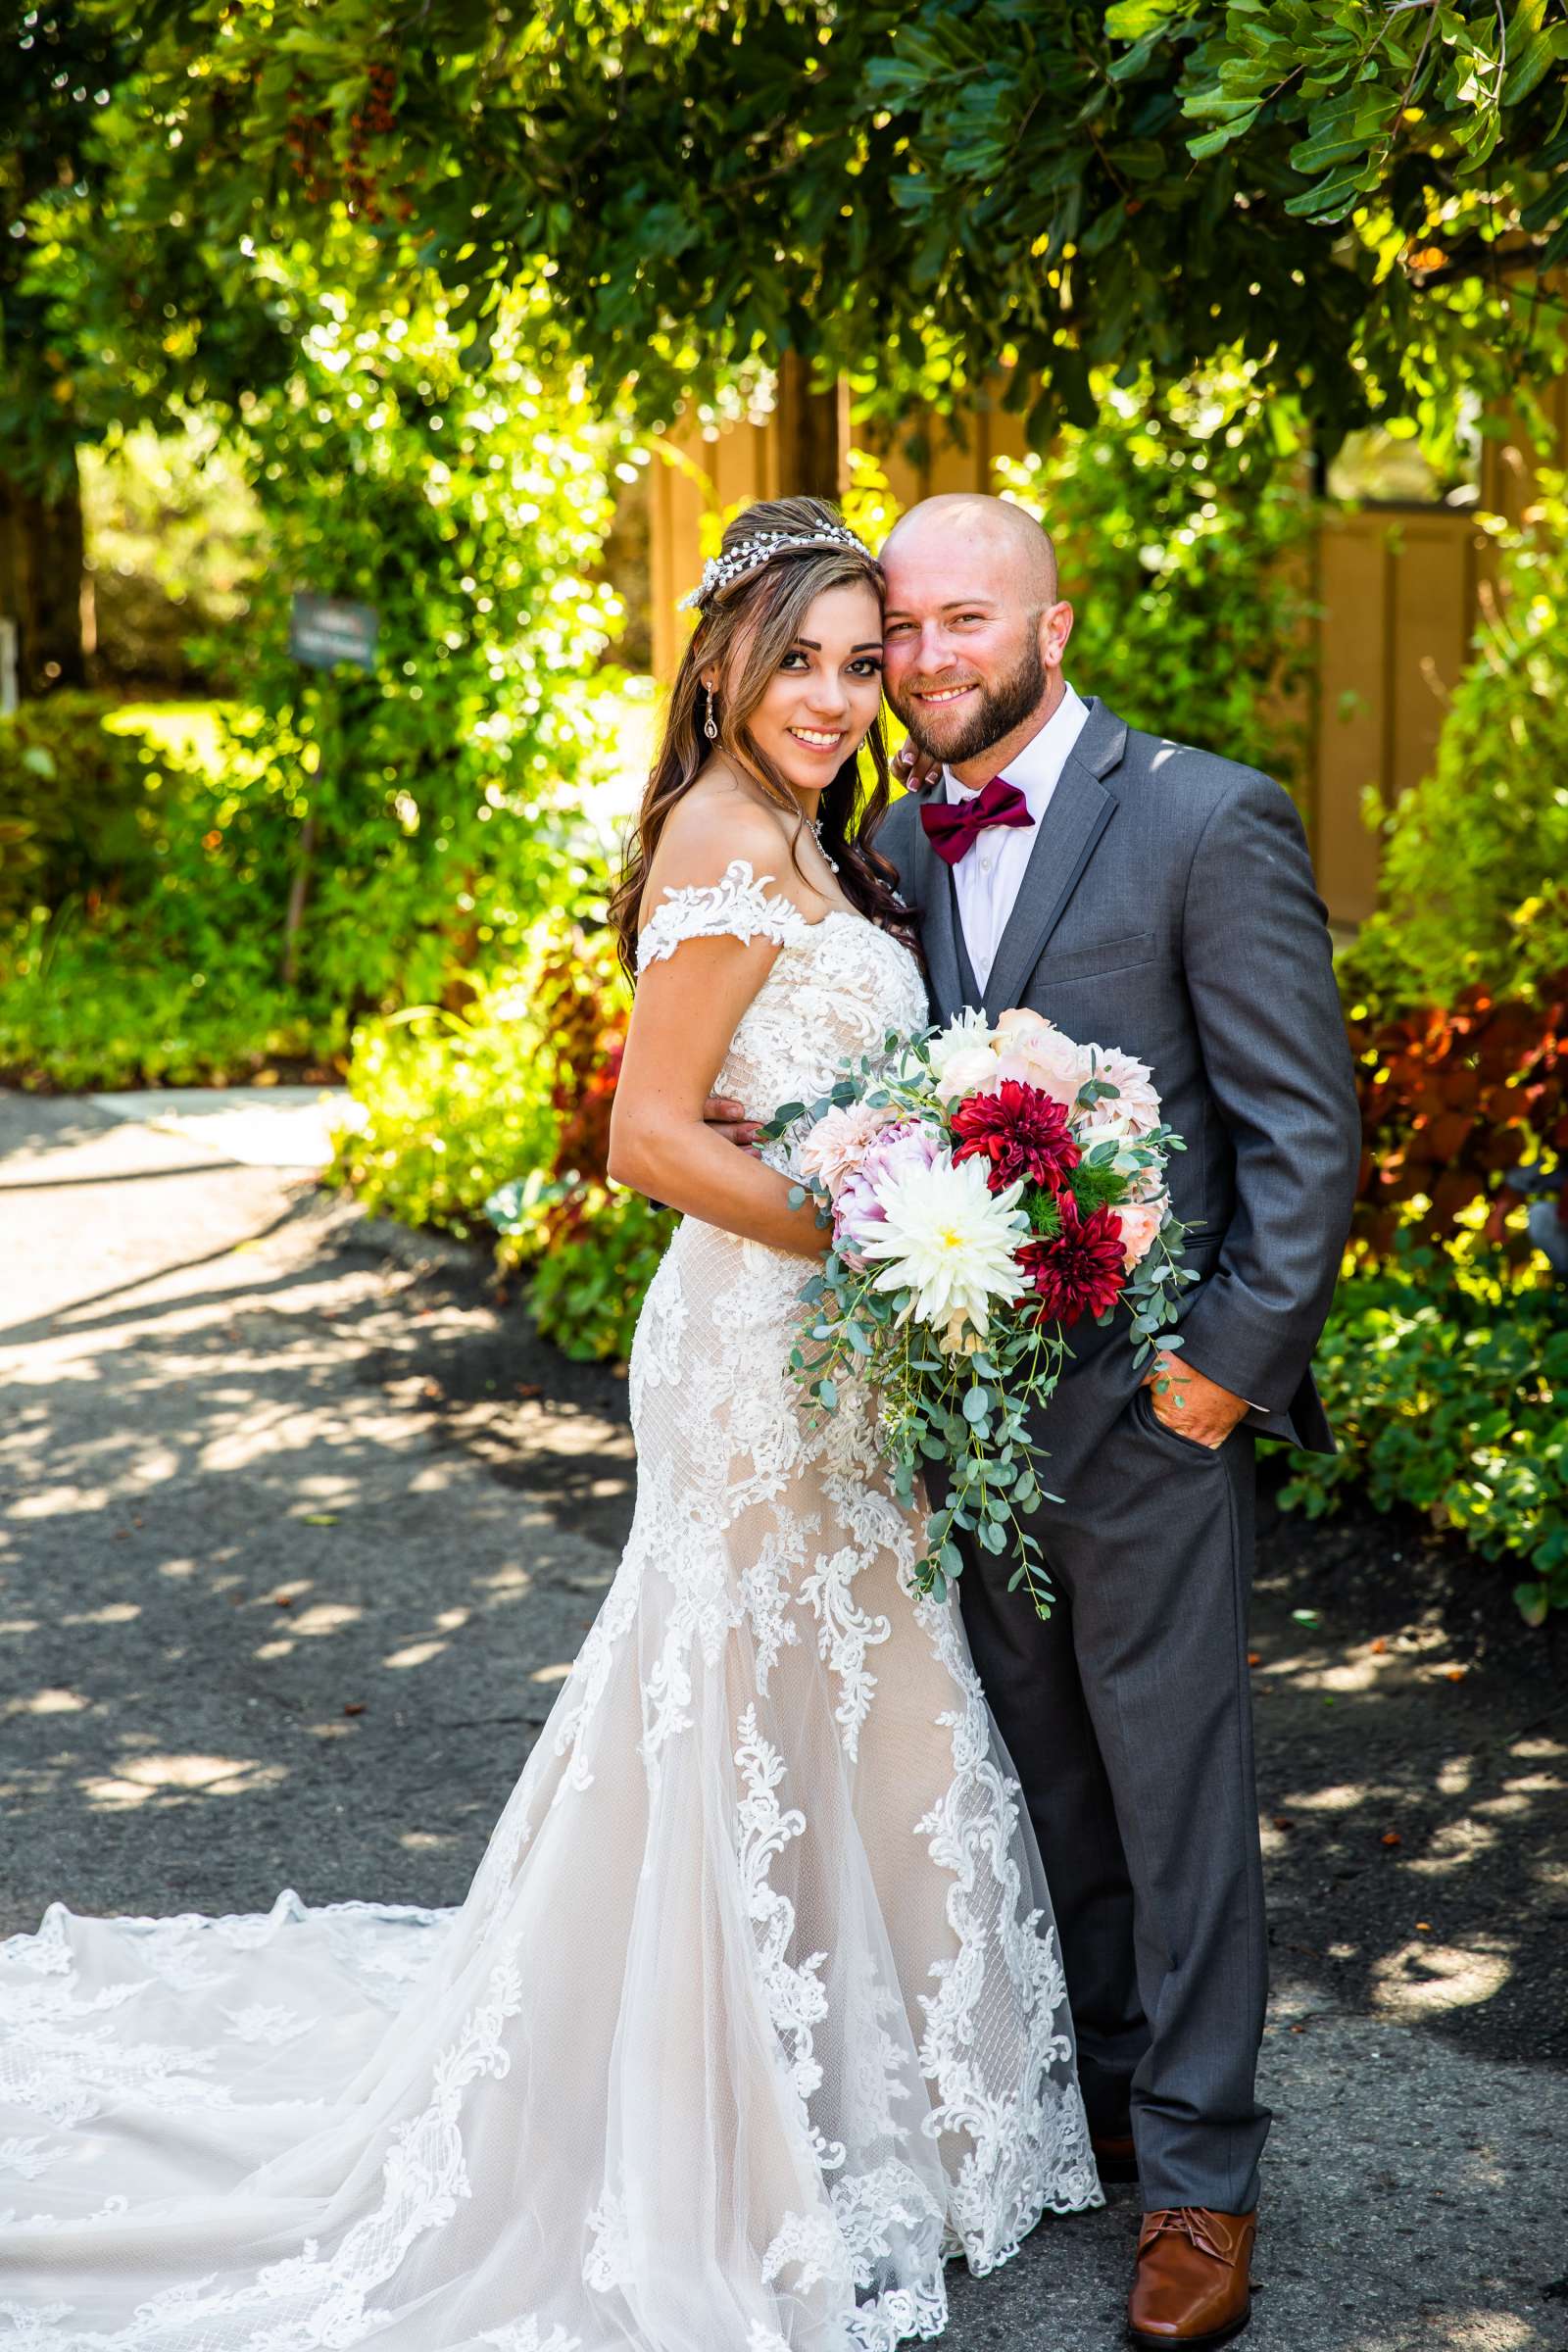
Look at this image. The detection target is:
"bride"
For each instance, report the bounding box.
[1,497,1099,2350]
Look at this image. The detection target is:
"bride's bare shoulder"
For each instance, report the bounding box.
[645,775,797,903]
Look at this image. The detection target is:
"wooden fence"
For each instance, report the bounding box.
[645,367,1568,930]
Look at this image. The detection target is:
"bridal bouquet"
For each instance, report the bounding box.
[762,1008,1195,1618]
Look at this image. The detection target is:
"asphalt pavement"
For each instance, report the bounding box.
[1,1086,1563,2352]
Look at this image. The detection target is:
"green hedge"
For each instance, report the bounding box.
[0,694,161,928]
[1280,1245,1568,1624]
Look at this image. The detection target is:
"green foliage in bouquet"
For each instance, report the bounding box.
[1280,1240,1568,1626]
[762,1024,1193,1618]
[1341,477,1568,1019]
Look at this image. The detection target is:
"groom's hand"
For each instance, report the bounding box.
[703,1095,762,1149]
[1143,1350,1250,1449]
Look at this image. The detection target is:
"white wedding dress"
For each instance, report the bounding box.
[0,858,1099,2351]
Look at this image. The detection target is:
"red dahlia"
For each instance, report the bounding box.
[951,1080,1081,1194]
[1021,1198,1127,1327]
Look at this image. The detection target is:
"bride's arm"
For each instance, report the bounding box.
[606,834,830,1261]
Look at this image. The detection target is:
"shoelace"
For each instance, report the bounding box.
[1141,2209,1232,2265]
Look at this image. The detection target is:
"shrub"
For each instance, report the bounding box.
[334,906,679,1364]
[1348,969,1568,1260]
[1281,1242,1568,1624]
[0,694,160,925]
[326,942,575,1245]
[522,1188,676,1365]
[1341,476,1568,1015]
[0,903,343,1090]
[217,281,623,1021]
[0,285,626,1088]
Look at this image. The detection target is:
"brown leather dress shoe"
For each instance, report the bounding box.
[1127,2206,1255,2346]
[1093,2131,1140,2183]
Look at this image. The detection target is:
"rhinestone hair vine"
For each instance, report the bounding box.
[677,524,874,612]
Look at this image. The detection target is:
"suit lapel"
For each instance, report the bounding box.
[905,782,965,1020]
[980,698,1129,1017]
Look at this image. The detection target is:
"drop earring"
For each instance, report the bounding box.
[704,684,718,743]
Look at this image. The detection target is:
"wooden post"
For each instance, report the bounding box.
[772,354,848,502]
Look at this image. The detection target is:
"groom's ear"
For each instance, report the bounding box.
[1041,599,1075,671]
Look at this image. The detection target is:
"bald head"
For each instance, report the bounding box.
[878,494,1074,779]
[881,493,1058,608]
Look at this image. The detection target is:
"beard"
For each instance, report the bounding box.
[889,633,1050,767]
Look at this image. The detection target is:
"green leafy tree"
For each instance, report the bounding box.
[214,272,622,1016]
[87,0,1568,451]
[2,3,291,692]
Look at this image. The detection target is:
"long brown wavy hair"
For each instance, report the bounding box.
[612,495,913,980]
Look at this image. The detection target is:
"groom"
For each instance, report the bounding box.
[716,494,1358,2347]
[880,496,1357,2346]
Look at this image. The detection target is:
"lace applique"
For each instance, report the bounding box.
[760,2205,852,2298]
[635,858,811,973]
[544,1544,646,1801]
[0,2303,73,2349]
[0,2137,60,2181]
[733,1707,838,2161]
[800,1539,892,1762]
[8,2026,237,2129]
[909,1589,1101,2263]
[478,2324,582,2352]
[738,1522,809,1693]
[221,2005,311,2048]
[582,2188,633,2293]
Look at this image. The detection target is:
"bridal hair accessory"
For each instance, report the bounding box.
[704,683,718,741]
[678,523,873,612]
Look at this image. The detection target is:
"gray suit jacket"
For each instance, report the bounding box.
[873,697,1360,1453]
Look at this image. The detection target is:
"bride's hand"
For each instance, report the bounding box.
[893,739,939,793]
[704,1095,761,1149]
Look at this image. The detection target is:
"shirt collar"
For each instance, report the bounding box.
[944,680,1090,811]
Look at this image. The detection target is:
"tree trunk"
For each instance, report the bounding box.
[772,353,848,503]
[0,450,87,699]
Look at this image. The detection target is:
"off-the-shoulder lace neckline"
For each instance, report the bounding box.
[636,855,868,955]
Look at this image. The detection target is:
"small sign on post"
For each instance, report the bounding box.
[281,594,379,985]
[288,594,379,672]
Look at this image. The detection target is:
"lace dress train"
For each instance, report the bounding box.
[0,860,1100,2350]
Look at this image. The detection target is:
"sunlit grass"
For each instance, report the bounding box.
[102,698,241,774]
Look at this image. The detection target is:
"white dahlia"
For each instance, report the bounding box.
[925,1006,999,1095]
[855,1152,1030,1341]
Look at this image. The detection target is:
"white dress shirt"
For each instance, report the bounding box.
[943,681,1090,992]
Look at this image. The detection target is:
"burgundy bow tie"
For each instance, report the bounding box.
[919,774,1034,866]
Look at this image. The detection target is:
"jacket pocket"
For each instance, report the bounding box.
[1037,930,1158,983]
[1132,1380,1224,1464]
